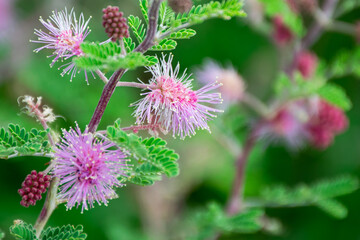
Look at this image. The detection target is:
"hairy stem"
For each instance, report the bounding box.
[34,177,59,238]
[88,0,162,133]
[225,131,257,215]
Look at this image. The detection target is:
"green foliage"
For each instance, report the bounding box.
[124,37,136,52]
[139,0,149,23]
[328,47,360,78]
[190,203,264,239]
[151,39,177,51]
[0,230,5,240]
[106,119,180,186]
[259,0,304,35]
[9,221,37,240]
[258,175,359,219]
[40,225,87,240]
[0,124,51,159]
[317,84,352,111]
[168,29,196,39]
[336,0,360,16]
[274,73,352,111]
[74,42,158,71]
[128,15,146,43]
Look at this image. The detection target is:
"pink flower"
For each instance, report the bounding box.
[296,51,318,79]
[196,60,245,105]
[260,98,348,149]
[132,55,223,139]
[306,100,348,148]
[54,124,128,212]
[259,99,316,147]
[272,15,293,46]
[31,8,92,83]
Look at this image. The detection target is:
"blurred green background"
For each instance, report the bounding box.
[1,0,360,239]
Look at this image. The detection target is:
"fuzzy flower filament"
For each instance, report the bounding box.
[132,55,223,139]
[54,125,128,212]
[32,8,92,82]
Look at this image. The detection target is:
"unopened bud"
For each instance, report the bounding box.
[168,0,193,13]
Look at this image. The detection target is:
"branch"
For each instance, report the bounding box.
[225,131,257,215]
[87,0,162,133]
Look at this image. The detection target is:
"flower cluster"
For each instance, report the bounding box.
[272,15,293,45]
[196,60,245,105]
[307,100,348,148]
[31,8,91,83]
[54,125,128,212]
[102,6,129,42]
[260,98,348,149]
[132,55,223,139]
[18,170,51,207]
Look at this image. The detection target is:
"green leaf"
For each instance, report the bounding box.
[318,84,352,111]
[328,47,360,78]
[316,199,348,219]
[151,39,177,51]
[9,220,37,240]
[191,203,264,239]
[40,224,87,240]
[168,29,196,39]
[258,175,359,219]
[0,124,51,159]
[74,42,157,71]
[259,0,304,35]
[128,15,146,43]
[124,37,136,52]
[139,0,149,23]
[106,119,180,186]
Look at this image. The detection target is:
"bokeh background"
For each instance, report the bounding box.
[1,0,360,239]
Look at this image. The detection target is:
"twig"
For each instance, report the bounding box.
[225,131,257,215]
[88,0,162,133]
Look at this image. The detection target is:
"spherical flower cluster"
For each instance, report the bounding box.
[132,55,223,139]
[18,170,51,207]
[306,100,348,148]
[168,0,193,13]
[259,98,348,149]
[196,60,245,105]
[296,51,318,79]
[272,15,293,46]
[54,125,128,212]
[102,6,129,42]
[31,8,92,83]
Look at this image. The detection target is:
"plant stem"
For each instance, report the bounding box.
[225,131,257,215]
[286,0,339,76]
[116,82,149,88]
[88,0,162,133]
[34,177,59,238]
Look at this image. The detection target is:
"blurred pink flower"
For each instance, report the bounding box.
[196,60,245,105]
[296,51,318,79]
[272,15,293,46]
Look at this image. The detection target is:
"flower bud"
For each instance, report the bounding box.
[272,15,293,46]
[296,51,318,79]
[168,0,193,13]
[102,6,129,41]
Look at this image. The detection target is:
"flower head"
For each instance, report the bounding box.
[31,8,92,83]
[306,100,348,148]
[272,15,293,46]
[132,55,223,139]
[196,60,245,105]
[54,124,128,212]
[296,51,318,79]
